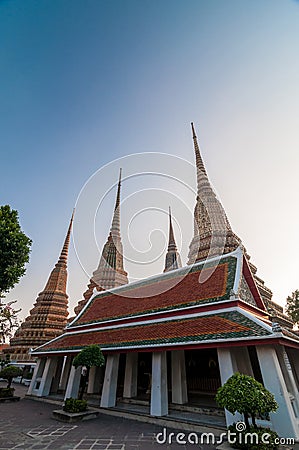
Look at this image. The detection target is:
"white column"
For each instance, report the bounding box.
[100,354,120,407]
[171,350,188,404]
[64,365,81,400]
[232,347,254,376]
[37,357,58,397]
[59,355,72,391]
[276,346,299,416]
[217,348,243,426]
[123,353,138,398]
[256,345,299,439]
[87,366,97,394]
[27,358,44,396]
[286,348,299,389]
[150,351,168,416]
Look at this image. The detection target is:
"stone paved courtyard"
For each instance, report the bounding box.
[0,384,219,450]
[1,383,298,450]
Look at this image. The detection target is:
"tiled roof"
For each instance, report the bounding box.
[73,256,236,326]
[34,310,271,353]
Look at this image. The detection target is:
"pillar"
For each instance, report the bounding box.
[217,348,242,425]
[37,357,58,397]
[27,358,45,396]
[286,348,299,389]
[123,353,138,398]
[59,355,72,391]
[100,354,119,407]
[256,345,299,439]
[232,347,254,376]
[64,365,81,400]
[276,346,299,416]
[171,350,188,404]
[87,366,102,394]
[150,351,168,416]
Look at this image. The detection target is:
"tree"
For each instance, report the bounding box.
[0,365,23,388]
[286,289,299,324]
[0,300,21,343]
[0,205,32,297]
[215,372,278,430]
[72,345,105,400]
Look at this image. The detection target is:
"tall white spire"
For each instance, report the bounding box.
[187,123,241,264]
[74,170,128,315]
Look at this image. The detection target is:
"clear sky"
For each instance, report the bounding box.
[1,0,299,320]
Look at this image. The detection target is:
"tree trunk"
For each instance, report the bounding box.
[78,367,90,400]
[244,412,250,430]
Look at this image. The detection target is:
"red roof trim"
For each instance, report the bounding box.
[242,255,266,311]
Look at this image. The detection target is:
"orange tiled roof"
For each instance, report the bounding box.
[34,310,271,353]
[73,257,235,326]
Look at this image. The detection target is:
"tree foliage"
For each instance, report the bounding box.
[72,344,105,369]
[216,372,278,430]
[72,345,105,400]
[0,365,23,388]
[0,205,32,297]
[286,289,299,324]
[0,300,21,343]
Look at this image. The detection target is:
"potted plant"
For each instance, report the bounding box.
[216,372,279,449]
[0,365,23,401]
[53,345,105,422]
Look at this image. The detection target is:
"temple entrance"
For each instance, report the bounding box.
[185,349,221,406]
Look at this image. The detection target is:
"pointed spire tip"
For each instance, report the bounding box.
[191,122,196,138]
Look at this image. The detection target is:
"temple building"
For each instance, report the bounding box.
[27,124,299,439]
[4,212,74,364]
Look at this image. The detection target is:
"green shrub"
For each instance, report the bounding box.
[63,398,87,413]
[0,387,15,398]
[216,372,278,429]
[0,365,23,388]
[72,345,105,400]
[228,424,279,450]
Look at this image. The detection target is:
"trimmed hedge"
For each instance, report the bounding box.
[63,398,87,413]
[0,387,15,398]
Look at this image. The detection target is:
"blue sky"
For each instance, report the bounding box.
[1,0,299,319]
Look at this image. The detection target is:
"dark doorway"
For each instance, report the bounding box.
[185,349,221,399]
[137,352,152,399]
